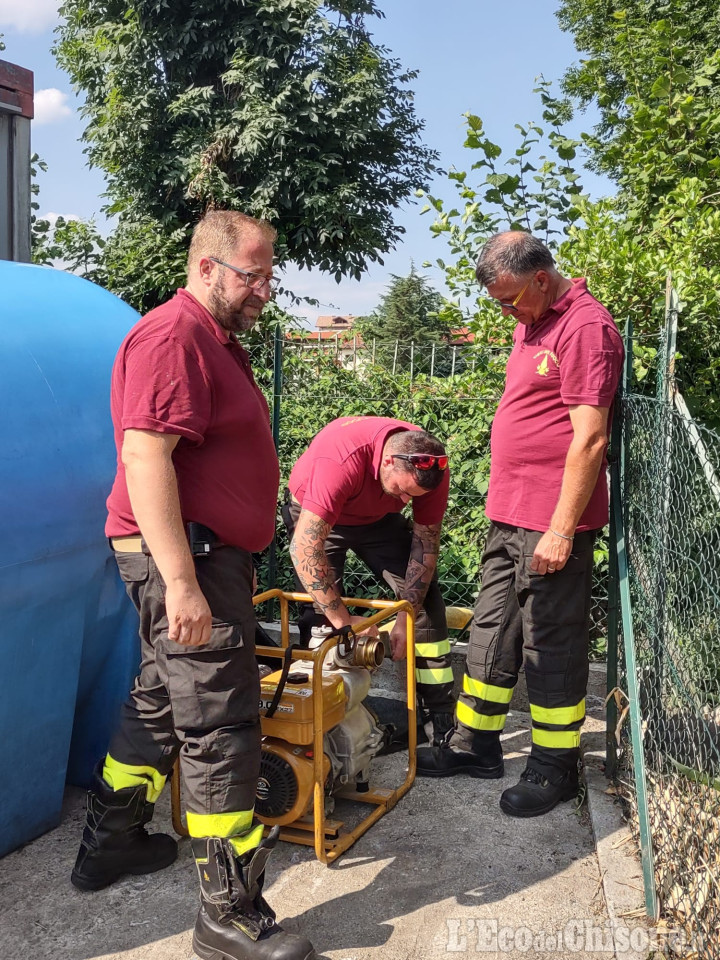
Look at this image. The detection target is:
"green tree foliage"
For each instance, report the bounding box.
[353,265,453,371]
[423,3,720,424]
[553,0,720,421]
[418,81,586,346]
[557,2,720,219]
[53,0,437,308]
[33,213,108,286]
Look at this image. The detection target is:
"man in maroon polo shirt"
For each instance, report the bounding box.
[417,231,623,818]
[284,416,456,745]
[71,211,315,960]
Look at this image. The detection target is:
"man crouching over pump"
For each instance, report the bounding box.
[284,416,455,746]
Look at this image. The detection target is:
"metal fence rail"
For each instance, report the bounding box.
[247,333,609,652]
[612,299,720,955]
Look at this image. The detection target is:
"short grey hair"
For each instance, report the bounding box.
[475,231,555,287]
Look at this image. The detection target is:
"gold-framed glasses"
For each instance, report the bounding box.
[482,277,532,312]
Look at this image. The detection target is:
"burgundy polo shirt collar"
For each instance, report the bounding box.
[539,277,588,324]
[177,288,237,347]
[522,277,588,340]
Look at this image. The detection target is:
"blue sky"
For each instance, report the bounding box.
[0,1,612,324]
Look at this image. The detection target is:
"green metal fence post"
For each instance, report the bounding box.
[651,278,678,722]
[265,324,284,621]
[615,317,658,919]
[620,318,633,526]
[606,515,619,778]
[612,463,658,919]
[606,375,624,778]
[607,318,635,777]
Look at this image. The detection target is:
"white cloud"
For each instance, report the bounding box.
[34,88,72,125]
[0,0,61,33]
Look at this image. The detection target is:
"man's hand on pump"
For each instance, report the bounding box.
[388,610,409,661]
[348,614,380,639]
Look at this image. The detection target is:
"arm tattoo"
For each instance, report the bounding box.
[289,510,345,617]
[401,523,442,614]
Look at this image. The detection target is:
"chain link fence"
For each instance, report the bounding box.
[612,305,720,954]
[246,333,609,654]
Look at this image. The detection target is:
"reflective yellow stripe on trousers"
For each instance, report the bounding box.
[456,700,507,731]
[530,699,585,750]
[187,811,264,856]
[103,754,166,803]
[416,667,454,685]
[463,676,514,704]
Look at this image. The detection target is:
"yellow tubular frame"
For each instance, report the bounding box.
[171,589,417,864]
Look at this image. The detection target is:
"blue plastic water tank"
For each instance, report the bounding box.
[0,261,140,857]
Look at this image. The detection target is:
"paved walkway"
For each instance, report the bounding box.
[0,708,650,960]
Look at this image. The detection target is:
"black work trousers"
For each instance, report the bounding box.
[109,546,261,815]
[282,500,454,714]
[453,521,595,777]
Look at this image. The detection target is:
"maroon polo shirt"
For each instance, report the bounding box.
[105,289,279,551]
[486,278,624,533]
[289,416,449,527]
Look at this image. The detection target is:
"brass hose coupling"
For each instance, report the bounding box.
[334,625,385,671]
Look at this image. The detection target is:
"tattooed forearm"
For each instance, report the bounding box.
[401,523,441,613]
[289,509,348,623]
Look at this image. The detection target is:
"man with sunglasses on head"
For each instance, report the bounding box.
[72,210,316,960]
[284,416,455,745]
[417,230,623,818]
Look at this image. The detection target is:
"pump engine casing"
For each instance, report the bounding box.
[256,652,386,827]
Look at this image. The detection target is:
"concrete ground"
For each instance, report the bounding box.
[0,694,652,960]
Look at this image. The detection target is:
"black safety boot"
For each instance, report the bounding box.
[192,828,316,960]
[499,765,579,818]
[71,763,177,891]
[416,734,504,779]
[427,711,455,747]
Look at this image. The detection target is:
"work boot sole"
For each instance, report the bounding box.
[193,932,316,960]
[416,761,504,780]
[70,844,178,892]
[499,786,578,818]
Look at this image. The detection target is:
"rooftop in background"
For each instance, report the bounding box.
[452,327,475,344]
[286,326,475,344]
[316,315,356,330]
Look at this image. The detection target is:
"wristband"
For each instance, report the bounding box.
[550,529,574,541]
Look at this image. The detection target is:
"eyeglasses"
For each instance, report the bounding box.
[483,277,532,312]
[391,453,449,471]
[209,257,279,293]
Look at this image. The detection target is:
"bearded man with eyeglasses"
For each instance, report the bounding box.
[417,230,624,819]
[72,211,316,960]
[284,416,456,746]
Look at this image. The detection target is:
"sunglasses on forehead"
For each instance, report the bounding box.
[391,453,449,471]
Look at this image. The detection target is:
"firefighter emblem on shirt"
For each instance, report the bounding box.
[534,349,559,377]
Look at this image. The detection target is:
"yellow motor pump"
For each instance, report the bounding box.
[170,590,424,862]
[255,629,387,830]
